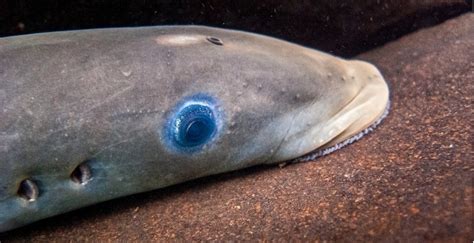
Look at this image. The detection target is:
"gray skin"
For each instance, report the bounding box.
[0,26,389,232]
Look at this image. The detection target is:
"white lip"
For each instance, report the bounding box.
[293,99,390,163]
[268,59,390,163]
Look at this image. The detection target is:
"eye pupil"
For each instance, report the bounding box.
[170,102,218,149]
[185,119,210,143]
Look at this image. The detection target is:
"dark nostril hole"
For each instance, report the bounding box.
[17,179,39,202]
[206,36,223,46]
[70,161,93,185]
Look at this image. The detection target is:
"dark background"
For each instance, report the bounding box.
[0,0,471,57]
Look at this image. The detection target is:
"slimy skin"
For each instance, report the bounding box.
[0,26,389,232]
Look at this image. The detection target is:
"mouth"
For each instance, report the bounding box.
[268,59,390,164]
[292,99,390,163]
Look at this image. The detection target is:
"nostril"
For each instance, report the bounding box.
[17,179,39,202]
[206,36,224,46]
[70,161,93,185]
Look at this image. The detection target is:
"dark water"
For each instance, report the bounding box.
[0,0,471,57]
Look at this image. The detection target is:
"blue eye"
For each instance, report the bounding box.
[164,94,221,152]
[174,104,216,147]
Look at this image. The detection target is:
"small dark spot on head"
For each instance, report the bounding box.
[206,36,224,46]
[17,179,39,201]
[70,161,93,185]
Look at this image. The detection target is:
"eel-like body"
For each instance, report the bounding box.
[0,26,389,232]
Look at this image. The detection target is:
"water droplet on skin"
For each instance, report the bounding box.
[242,82,248,88]
[295,93,301,99]
[257,84,263,89]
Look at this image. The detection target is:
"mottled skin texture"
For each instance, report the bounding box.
[0,26,388,231]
